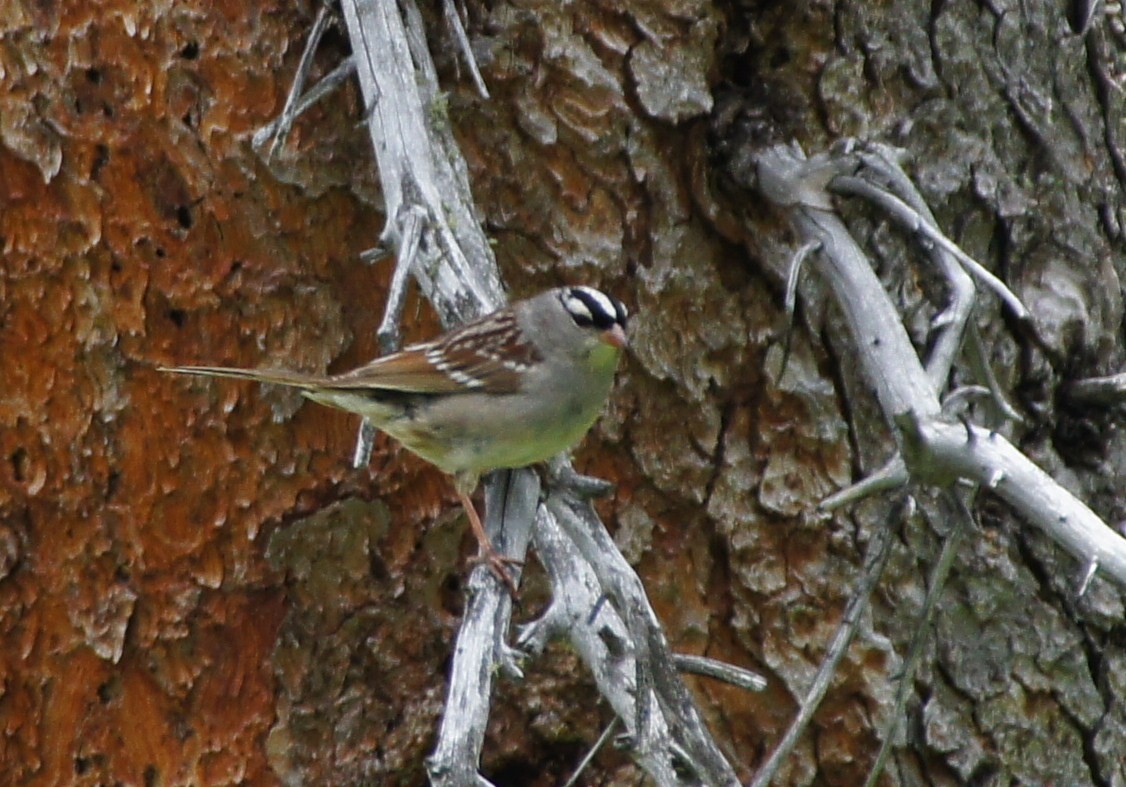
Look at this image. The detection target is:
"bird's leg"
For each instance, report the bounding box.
[455,487,522,597]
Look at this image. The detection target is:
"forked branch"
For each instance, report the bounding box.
[261,1,743,784]
[757,143,1126,586]
[751,141,1126,786]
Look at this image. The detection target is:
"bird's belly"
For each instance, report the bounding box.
[380,391,602,476]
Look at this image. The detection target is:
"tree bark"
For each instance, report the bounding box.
[1,0,1123,785]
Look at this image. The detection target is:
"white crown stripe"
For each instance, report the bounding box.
[564,296,593,322]
[573,287,618,322]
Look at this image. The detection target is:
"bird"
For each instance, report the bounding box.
[161,286,629,593]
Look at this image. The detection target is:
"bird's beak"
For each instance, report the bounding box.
[600,324,629,349]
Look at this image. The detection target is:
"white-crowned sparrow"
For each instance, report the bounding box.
[161,286,629,591]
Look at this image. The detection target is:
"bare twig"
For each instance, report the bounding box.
[561,717,620,787]
[253,58,357,151]
[522,503,687,785]
[850,144,976,389]
[352,206,426,468]
[964,323,1024,424]
[750,497,901,787]
[427,471,537,786]
[784,240,820,317]
[759,147,941,422]
[897,412,1126,582]
[544,474,742,786]
[1066,371,1126,405]
[340,0,502,317]
[830,174,1031,322]
[1077,557,1101,597]
[940,385,993,415]
[863,491,972,787]
[266,3,336,160]
[673,653,767,692]
[358,241,389,264]
[778,240,822,381]
[819,456,908,511]
[351,420,378,469]
[376,204,426,355]
[442,0,489,99]
[543,464,611,500]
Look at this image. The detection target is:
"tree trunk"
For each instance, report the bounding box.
[1,0,1123,785]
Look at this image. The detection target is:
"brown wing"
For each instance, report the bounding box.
[325,309,542,395]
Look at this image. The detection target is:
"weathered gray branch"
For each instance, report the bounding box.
[327,1,740,783]
[1066,371,1126,404]
[254,59,358,156]
[426,471,537,787]
[336,2,524,782]
[543,474,742,786]
[340,0,502,320]
[844,143,976,389]
[265,3,336,161]
[758,143,1126,587]
[673,654,767,692]
[521,504,685,785]
[754,141,1126,784]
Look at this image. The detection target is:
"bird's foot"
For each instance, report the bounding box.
[469,547,523,598]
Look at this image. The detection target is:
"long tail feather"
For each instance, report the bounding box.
[159,365,323,389]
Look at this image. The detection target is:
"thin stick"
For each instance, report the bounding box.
[820,456,908,511]
[561,717,619,787]
[831,175,1030,321]
[268,4,335,160]
[863,492,972,787]
[964,323,1024,423]
[253,58,357,149]
[853,146,976,389]
[352,207,426,467]
[749,497,901,787]
[785,241,820,317]
[1067,371,1126,405]
[376,205,425,354]
[673,653,767,692]
[442,0,489,98]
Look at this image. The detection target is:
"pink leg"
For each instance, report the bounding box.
[455,487,522,597]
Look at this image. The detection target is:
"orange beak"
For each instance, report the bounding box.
[600,324,628,349]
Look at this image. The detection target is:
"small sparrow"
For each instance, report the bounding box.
[161,286,629,592]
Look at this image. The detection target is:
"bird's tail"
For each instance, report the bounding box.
[159,365,324,390]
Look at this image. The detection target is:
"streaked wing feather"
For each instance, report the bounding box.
[324,349,471,393]
[326,310,539,395]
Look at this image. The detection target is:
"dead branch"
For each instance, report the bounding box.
[757,143,1126,585]
[257,0,746,783]
[753,140,1126,785]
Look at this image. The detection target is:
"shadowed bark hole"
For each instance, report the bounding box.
[175,205,193,229]
[10,448,28,483]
